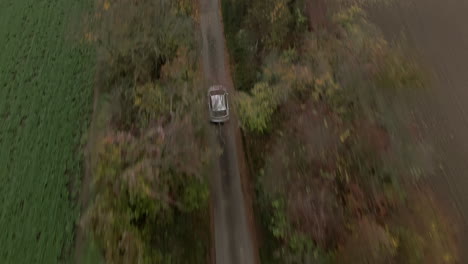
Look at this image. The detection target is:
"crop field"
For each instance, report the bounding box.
[0,0,93,263]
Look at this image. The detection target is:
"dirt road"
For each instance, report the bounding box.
[368,0,468,257]
[199,0,257,263]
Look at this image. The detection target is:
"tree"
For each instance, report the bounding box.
[87,117,211,263]
[84,0,211,262]
[237,82,278,133]
[246,0,295,50]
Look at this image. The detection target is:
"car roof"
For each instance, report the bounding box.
[210,94,227,111]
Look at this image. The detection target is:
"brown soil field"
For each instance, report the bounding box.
[368,0,468,259]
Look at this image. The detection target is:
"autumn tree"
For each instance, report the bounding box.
[84,0,212,263]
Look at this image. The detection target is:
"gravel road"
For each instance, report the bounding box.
[199,0,257,263]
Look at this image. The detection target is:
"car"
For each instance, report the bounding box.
[208,85,229,123]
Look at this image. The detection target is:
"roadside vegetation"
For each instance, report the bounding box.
[81,0,212,263]
[222,0,458,263]
[0,0,93,263]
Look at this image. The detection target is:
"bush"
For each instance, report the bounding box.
[87,118,211,263]
[237,82,278,133]
[264,197,333,264]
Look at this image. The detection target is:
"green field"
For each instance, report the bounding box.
[0,0,93,262]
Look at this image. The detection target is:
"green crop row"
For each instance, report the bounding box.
[0,0,93,263]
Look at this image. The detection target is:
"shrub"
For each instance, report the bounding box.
[87,118,211,263]
[237,82,278,133]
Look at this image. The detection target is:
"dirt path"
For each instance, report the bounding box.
[367,0,468,258]
[199,0,258,263]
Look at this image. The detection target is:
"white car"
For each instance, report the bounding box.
[208,85,229,123]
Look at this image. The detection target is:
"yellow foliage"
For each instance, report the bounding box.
[340,129,351,143]
[83,32,97,43]
[332,5,365,27]
[103,0,110,11]
[134,83,168,119]
[270,0,286,24]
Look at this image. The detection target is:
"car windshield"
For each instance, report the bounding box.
[210,94,226,112]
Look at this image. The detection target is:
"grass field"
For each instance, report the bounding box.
[0,0,93,262]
